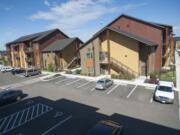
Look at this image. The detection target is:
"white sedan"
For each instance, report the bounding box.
[154,81,174,104]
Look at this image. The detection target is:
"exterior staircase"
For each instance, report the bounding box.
[66,56,79,69]
[110,57,138,78]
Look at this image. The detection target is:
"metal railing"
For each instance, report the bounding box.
[99,51,108,63]
[66,57,78,69]
[24,47,33,52]
[110,57,139,77]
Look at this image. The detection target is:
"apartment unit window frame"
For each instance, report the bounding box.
[86,48,93,59]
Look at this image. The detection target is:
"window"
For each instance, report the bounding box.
[86,48,93,59]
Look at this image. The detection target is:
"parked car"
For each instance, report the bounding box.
[11,68,25,75]
[154,81,174,104]
[177,49,180,56]
[24,68,41,77]
[86,120,123,135]
[0,66,13,72]
[95,78,113,90]
[0,89,24,106]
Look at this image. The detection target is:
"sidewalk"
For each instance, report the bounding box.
[175,51,180,120]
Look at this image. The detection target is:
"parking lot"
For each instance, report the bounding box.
[0,72,44,89]
[44,76,179,106]
[0,73,180,135]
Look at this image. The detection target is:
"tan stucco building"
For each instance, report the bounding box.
[42,38,83,70]
[80,27,157,77]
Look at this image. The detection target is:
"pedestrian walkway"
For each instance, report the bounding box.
[175,51,180,120]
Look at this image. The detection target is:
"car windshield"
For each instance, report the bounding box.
[97,80,105,84]
[158,86,172,92]
[87,123,113,135]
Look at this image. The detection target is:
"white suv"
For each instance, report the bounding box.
[154,81,174,104]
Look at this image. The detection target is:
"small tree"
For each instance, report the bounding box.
[47,63,54,72]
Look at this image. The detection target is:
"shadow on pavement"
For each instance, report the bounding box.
[0,96,179,135]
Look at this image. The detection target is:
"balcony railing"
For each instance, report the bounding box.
[14,51,19,55]
[99,51,108,63]
[26,57,33,62]
[24,47,33,53]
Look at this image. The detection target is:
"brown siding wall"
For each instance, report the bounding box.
[33,31,67,68]
[109,16,163,71]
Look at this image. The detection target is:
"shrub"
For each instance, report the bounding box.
[111,74,134,80]
[66,70,72,74]
[75,69,81,74]
[47,63,55,72]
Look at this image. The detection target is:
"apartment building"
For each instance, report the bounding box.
[42,38,83,70]
[174,37,180,50]
[6,29,68,68]
[80,14,174,77]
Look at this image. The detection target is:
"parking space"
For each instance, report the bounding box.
[127,86,154,103]
[107,84,136,99]
[0,97,72,135]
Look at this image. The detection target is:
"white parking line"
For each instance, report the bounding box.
[63,78,81,86]
[126,85,138,98]
[55,78,69,84]
[0,103,53,134]
[76,81,93,88]
[150,97,153,103]
[91,88,95,91]
[106,84,120,95]
[41,115,72,135]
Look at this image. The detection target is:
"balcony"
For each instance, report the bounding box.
[14,51,19,56]
[26,57,33,63]
[24,47,33,53]
[99,51,108,64]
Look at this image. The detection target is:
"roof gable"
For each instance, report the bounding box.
[7,29,69,46]
[80,27,157,50]
[106,14,170,30]
[42,38,83,52]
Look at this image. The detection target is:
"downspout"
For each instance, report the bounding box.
[92,42,96,76]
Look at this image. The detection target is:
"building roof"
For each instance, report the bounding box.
[42,38,78,52]
[0,51,7,55]
[174,37,180,41]
[105,14,172,29]
[6,29,69,45]
[81,27,157,49]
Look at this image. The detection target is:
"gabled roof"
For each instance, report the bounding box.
[6,29,69,45]
[80,27,157,50]
[105,14,172,30]
[42,38,82,52]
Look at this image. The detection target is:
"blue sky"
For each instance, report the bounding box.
[0,0,180,50]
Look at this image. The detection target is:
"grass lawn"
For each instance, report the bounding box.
[159,70,176,86]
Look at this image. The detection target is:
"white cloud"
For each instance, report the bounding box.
[44,0,51,7]
[30,0,116,30]
[29,0,147,41]
[120,3,147,11]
